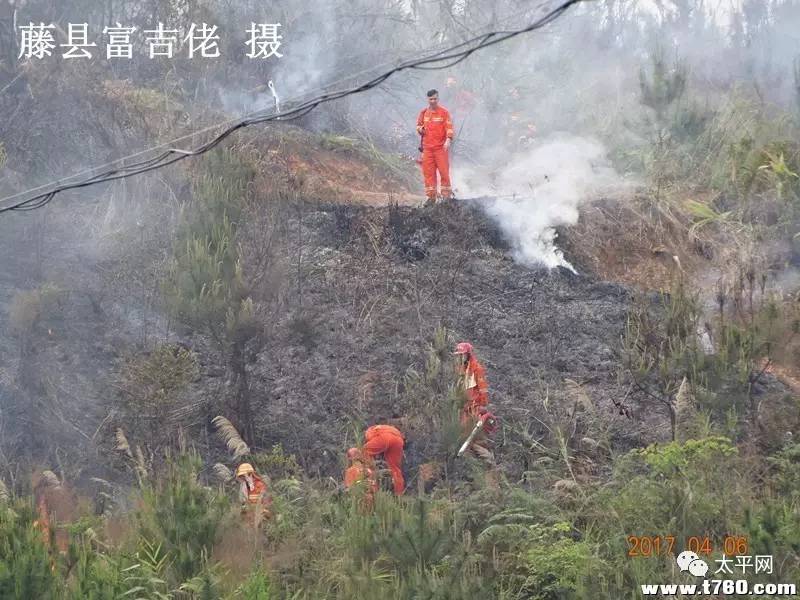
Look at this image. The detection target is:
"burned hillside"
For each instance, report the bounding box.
[228,201,636,477]
[0,194,639,486]
[2,0,800,597]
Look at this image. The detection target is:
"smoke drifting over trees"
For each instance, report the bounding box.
[0,1,800,598]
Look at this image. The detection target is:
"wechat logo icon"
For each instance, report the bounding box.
[676,550,709,577]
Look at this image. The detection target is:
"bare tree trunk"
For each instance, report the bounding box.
[230,341,255,444]
[668,402,676,442]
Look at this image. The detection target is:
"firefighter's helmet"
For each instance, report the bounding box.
[235,463,255,478]
[453,341,474,355]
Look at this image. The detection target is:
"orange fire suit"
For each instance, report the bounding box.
[417,106,454,200]
[460,356,488,424]
[239,474,272,525]
[344,461,378,511]
[363,425,405,495]
[239,474,269,505]
[33,494,51,549]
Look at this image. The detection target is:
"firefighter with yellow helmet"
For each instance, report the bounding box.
[235,463,272,526]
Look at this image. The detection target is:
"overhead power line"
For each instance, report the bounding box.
[0,2,546,211]
[0,0,588,215]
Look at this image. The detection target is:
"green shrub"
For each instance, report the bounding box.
[116,344,198,448]
[236,570,273,599]
[0,501,59,599]
[137,452,230,584]
[599,437,742,542]
[251,444,303,481]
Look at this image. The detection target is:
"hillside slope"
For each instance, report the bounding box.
[0,196,636,482]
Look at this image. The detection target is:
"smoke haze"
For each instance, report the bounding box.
[453,136,627,271]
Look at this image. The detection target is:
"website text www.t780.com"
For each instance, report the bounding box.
[641,580,796,596]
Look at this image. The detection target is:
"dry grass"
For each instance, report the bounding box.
[114,428,132,457]
[233,126,417,204]
[40,470,61,489]
[212,463,233,482]
[212,416,250,459]
[212,521,270,585]
[103,514,134,548]
[566,194,748,292]
[7,284,62,335]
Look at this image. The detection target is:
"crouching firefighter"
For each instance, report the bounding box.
[344,447,378,512]
[235,463,272,527]
[457,407,500,488]
[363,424,406,495]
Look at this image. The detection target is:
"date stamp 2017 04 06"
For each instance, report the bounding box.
[627,535,749,558]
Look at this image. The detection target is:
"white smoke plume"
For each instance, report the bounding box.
[452,135,626,272]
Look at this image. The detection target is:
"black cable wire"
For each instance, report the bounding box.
[0,0,589,215]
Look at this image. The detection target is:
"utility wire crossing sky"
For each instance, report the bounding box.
[0,0,588,215]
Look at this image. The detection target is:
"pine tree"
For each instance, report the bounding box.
[0,500,59,599]
[163,150,264,443]
[137,452,229,584]
[384,500,450,574]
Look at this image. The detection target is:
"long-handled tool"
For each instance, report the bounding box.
[457,419,484,457]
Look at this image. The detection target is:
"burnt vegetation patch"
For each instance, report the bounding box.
[317,199,511,260]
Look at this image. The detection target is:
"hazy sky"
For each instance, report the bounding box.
[638,0,740,26]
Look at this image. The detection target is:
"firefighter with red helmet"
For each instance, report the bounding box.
[453,341,489,424]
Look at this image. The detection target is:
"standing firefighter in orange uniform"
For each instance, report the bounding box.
[416,89,455,203]
[235,463,272,527]
[453,341,489,424]
[344,447,378,511]
[362,424,406,495]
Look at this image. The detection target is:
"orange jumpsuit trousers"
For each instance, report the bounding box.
[421,148,451,200]
[363,425,405,495]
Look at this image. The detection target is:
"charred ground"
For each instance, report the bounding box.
[0,190,646,489]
